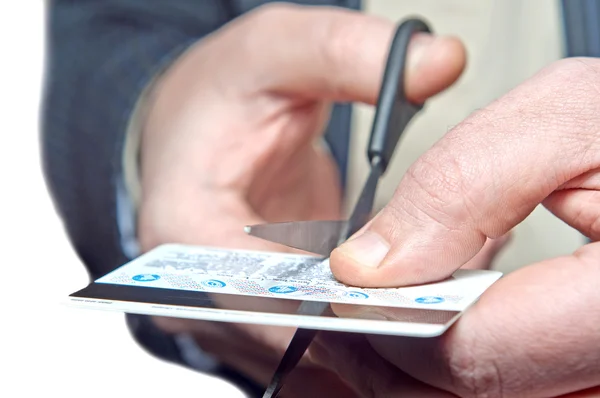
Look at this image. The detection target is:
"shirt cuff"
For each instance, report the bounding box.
[116,71,159,260]
[122,77,151,214]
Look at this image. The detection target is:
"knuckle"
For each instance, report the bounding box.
[545,57,600,84]
[410,150,465,202]
[392,148,481,230]
[547,59,600,173]
[537,58,600,121]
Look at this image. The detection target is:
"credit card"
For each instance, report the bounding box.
[66,244,502,337]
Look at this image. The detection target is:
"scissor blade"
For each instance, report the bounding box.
[344,157,383,238]
[261,17,429,398]
[261,164,383,397]
[244,220,348,257]
[262,301,330,398]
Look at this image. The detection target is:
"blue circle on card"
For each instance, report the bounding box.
[201,279,226,288]
[269,285,298,294]
[132,274,161,282]
[415,296,445,304]
[347,291,369,299]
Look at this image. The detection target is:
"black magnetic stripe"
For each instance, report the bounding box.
[70,283,460,324]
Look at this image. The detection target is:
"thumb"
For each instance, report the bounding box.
[330,57,600,287]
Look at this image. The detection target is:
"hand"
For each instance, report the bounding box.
[136,3,468,394]
[324,58,600,397]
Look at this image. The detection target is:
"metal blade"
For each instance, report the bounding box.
[260,162,384,397]
[245,220,348,257]
[260,16,426,396]
[343,156,384,239]
[261,301,330,398]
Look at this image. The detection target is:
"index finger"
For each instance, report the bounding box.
[331,57,600,287]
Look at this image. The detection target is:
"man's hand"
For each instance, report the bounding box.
[324,58,600,397]
[136,3,469,394]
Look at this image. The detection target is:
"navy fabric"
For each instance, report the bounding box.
[41,1,359,396]
[561,0,600,57]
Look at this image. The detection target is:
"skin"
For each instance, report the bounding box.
[138,4,474,395]
[324,59,600,396]
[136,3,598,397]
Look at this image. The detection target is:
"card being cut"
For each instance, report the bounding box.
[66,244,502,337]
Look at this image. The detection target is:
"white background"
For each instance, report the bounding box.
[0,1,587,397]
[0,3,244,397]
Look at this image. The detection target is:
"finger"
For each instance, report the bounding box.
[544,188,600,241]
[310,332,457,397]
[330,57,600,287]
[460,233,511,270]
[543,166,600,241]
[366,242,600,398]
[212,3,466,104]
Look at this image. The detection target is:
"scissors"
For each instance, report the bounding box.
[245,17,432,398]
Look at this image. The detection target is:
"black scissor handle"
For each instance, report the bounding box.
[367,18,432,174]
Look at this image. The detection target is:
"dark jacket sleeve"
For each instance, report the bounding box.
[40,1,357,396]
[40,3,273,395]
[41,0,234,280]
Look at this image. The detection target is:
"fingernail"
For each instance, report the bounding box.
[407,34,435,71]
[338,230,390,268]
